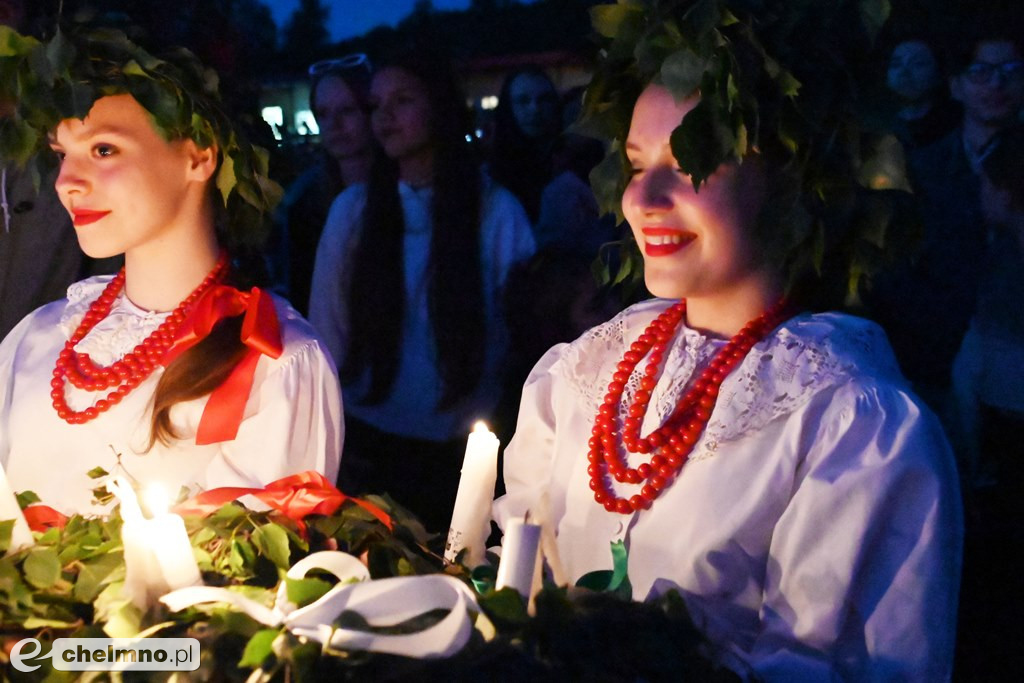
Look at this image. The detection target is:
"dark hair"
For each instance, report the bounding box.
[488,66,561,222]
[341,49,486,409]
[310,62,372,116]
[946,11,1024,76]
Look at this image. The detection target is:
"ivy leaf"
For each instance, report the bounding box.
[252,523,290,570]
[24,546,61,588]
[239,628,281,668]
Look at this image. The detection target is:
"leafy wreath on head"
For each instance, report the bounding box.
[0,24,282,250]
[579,0,915,308]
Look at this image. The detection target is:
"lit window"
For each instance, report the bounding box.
[295,110,319,136]
[261,106,284,140]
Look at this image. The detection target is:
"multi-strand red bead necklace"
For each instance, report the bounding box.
[51,252,230,424]
[588,299,790,515]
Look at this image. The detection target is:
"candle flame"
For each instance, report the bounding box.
[142,484,171,517]
[472,420,490,433]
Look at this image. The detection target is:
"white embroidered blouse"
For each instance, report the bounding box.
[494,298,962,681]
[0,277,343,515]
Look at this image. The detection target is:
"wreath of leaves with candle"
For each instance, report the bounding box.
[581,0,918,307]
[0,469,739,681]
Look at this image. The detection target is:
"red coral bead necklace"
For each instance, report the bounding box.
[50,252,230,425]
[588,298,790,515]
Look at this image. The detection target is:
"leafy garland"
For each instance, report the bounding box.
[579,0,916,306]
[0,471,739,681]
[0,25,282,250]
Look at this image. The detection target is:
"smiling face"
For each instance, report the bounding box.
[370,67,434,164]
[50,94,215,260]
[313,75,372,160]
[622,85,768,304]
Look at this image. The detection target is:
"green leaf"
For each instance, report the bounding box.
[86,466,109,480]
[0,25,40,56]
[590,1,644,39]
[15,490,41,507]
[477,587,530,627]
[24,546,61,588]
[252,523,290,570]
[660,48,707,99]
[0,519,13,553]
[858,0,891,41]
[73,552,124,603]
[285,576,333,607]
[216,156,237,207]
[239,628,281,668]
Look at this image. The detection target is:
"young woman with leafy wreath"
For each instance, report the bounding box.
[0,26,342,514]
[493,1,962,678]
[308,48,534,532]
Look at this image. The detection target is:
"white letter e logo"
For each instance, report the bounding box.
[10,637,52,672]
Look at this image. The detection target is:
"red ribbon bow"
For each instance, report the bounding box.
[164,285,283,445]
[173,471,393,532]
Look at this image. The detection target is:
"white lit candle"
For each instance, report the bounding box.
[0,462,33,553]
[142,484,202,592]
[112,478,200,608]
[495,516,541,599]
[445,421,499,566]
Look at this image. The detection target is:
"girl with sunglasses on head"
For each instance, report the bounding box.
[0,26,342,514]
[309,48,534,533]
[493,2,962,679]
[269,54,375,318]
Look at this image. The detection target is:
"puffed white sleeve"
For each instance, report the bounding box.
[492,342,566,530]
[203,325,343,488]
[308,186,366,368]
[0,310,39,466]
[750,380,962,681]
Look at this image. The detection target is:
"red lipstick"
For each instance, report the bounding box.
[641,227,695,257]
[72,210,111,227]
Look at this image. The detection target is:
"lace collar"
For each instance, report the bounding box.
[59,276,170,367]
[558,299,902,461]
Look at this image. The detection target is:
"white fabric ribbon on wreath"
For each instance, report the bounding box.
[160,551,479,659]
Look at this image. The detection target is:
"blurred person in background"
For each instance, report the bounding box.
[309,48,534,532]
[885,34,961,149]
[487,66,561,226]
[268,54,374,317]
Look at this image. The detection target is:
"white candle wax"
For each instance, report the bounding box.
[445,421,499,566]
[495,517,541,598]
[0,462,33,553]
[148,512,202,590]
[113,479,201,607]
[143,485,201,591]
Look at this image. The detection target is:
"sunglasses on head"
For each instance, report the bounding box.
[308,54,372,77]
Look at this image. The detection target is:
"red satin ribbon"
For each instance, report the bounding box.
[173,471,393,531]
[23,504,69,532]
[164,285,283,445]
